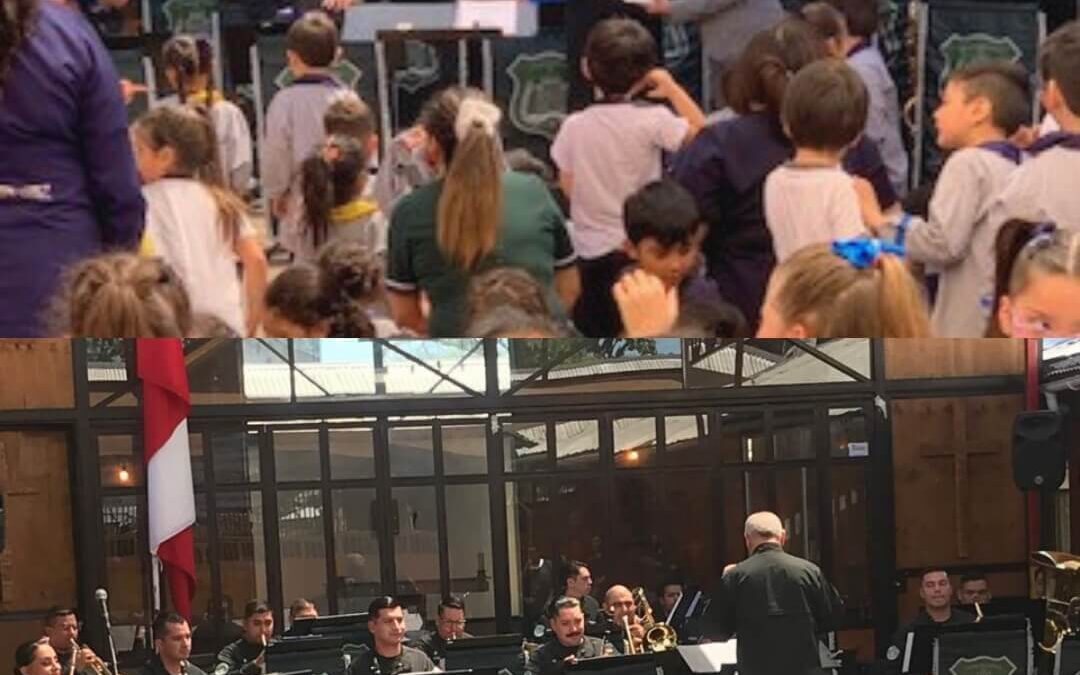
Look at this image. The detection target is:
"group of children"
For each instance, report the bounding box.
[49,1,1080,338]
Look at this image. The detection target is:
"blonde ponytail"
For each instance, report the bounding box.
[421,88,504,270]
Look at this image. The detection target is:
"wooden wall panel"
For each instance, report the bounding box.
[0,619,48,671]
[0,340,73,409]
[0,431,77,612]
[884,339,1025,379]
[893,395,1026,572]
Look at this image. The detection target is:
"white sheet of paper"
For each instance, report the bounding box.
[454,1,519,33]
[677,641,738,672]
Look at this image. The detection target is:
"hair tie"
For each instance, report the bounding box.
[1033,222,1057,240]
[454,98,501,141]
[832,237,905,270]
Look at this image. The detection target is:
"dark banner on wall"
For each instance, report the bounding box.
[917,0,1041,184]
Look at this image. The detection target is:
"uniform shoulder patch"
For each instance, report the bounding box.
[887,646,901,661]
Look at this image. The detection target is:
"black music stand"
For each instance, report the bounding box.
[373,27,500,156]
[567,653,663,675]
[266,636,348,675]
[444,635,525,675]
[934,617,1032,675]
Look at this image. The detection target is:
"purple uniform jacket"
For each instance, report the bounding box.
[670,112,897,329]
[0,0,144,336]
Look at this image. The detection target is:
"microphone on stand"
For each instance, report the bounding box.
[95,588,121,675]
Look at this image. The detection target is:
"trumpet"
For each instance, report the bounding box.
[71,641,111,675]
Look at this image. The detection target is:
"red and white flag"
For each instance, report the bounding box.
[137,338,197,620]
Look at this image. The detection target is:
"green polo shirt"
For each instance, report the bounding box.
[386,171,577,336]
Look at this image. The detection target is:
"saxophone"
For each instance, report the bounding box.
[631,588,678,652]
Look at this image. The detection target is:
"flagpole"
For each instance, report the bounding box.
[152,554,162,623]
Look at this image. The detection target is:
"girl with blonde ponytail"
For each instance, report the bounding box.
[757,239,932,337]
[385,87,580,336]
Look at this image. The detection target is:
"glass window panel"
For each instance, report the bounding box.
[216,492,269,627]
[741,340,866,386]
[610,474,662,589]
[87,339,136,407]
[212,429,261,484]
[498,339,684,395]
[718,473,748,565]
[279,489,329,615]
[659,472,717,587]
[744,471,771,515]
[390,427,435,477]
[719,412,766,464]
[831,466,870,625]
[189,432,206,488]
[330,428,376,480]
[103,495,145,625]
[664,414,711,466]
[684,340,742,389]
[99,434,143,487]
[334,488,382,614]
[191,493,213,630]
[186,340,253,405]
[393,487,440,620]
[773,409,816,461]
[443,425,488,475]
[381,340,485,396]
[274,429,321,482]
[555,421,599,470]
[508,479,606,633]
[446,485,494,620]
[294,340,377,398]
[687,340,868,388]
[504,421,549,473]
[614,418,657,468]
[830,408,869,459]
[774,467,820,563]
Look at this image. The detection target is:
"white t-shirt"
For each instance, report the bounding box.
[157,95,253,194]
[551,102,689,259]
[143,178,254,335]
[764,164,868,263]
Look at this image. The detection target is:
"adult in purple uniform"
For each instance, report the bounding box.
[0,0,145,336]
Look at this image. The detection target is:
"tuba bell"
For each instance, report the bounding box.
[1031,551,1080,652]
[631,587,678,652]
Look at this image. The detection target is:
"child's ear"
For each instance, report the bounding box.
[997,295,1014,337]
[1043,80,1064,115]
[970,95,993,125]
[622,239,639,260]
[581,57,591,83]
[368,134,380,160]
[159,145,178,170]
[335,46,343,64]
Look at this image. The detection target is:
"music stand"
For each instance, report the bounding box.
[373,27,501,157]
[566,653,661,675]
[445,635,524,675]
[933,617,1032,675]
[266,636,348,675]
[291,613,371,641]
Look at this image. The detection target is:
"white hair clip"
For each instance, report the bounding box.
[454,97,502,141]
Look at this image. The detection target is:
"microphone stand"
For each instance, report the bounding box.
[99,595,121,675]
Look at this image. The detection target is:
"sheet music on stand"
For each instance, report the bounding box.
[454,1,519,33]
[676,642,737,672]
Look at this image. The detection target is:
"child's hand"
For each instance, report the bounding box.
[632,68,676,101]
[1009,125,1038,149]
[852,177,887,231]
[613,269,679,337]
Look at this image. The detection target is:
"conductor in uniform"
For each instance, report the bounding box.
[526,597,608,675]
[716,512,842,675]
[347,597,435,675]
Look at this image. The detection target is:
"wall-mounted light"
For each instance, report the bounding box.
[627,450,640,463]
[118,465,131,483]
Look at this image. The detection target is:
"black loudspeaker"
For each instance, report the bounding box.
[1012,411,1066,490]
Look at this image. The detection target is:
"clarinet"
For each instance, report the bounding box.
[180,662,189,675]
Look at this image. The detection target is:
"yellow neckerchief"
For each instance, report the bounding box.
[330,197,378,225]
[184,89,224,106]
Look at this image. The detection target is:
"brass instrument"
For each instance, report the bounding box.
[72,641,111,675]
[621,615,640,655]
[1031,551,1080,652]
[630,588,677,653]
